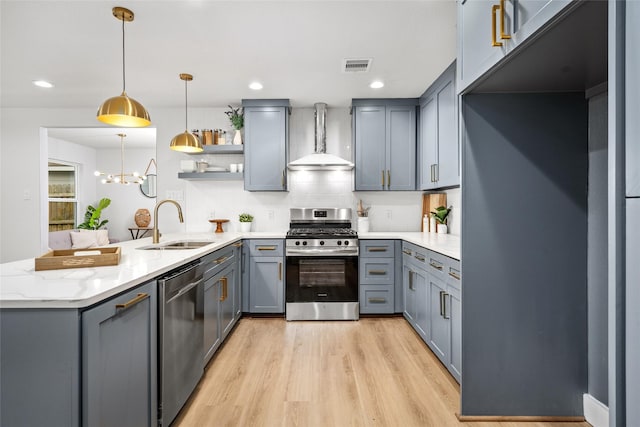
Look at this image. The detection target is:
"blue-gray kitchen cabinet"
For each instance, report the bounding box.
[204,274,222,364]
[359,240,395,314]
[82,280,157,427]
[428,273,449,364]
[457,0,574,93]
[233,241,244,319]
[448,284,462,382]
[220,262,237,340]
[419,61,459,190]
[353,99,417,191]
[402,243,430,342]
[242,99,290,191]
[627,1,640,197]
[248,239,285,313]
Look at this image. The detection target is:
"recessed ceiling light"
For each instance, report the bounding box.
[370,81,384,89]
[33,80,54,88]
[249,82,263,90]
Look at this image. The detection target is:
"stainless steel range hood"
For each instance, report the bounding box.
[287,103,354,171]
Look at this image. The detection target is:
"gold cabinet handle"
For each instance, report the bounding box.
[368,247,388,252]
[278,262,282,281]
[216,256,228,264]
[429,261,443,270]
[232,242,243,248]
[257,246,277,251]
[387,170,391,189]
[381,170,385,188]
[402,249,412,255]
[368,297,387,304]
[491,4,503,47]
[449,271,461,280]
[368,270,387,275]
[499,0,511,40]
[116,293,149,310]
[414,254,426,262]
[220,277,228,301]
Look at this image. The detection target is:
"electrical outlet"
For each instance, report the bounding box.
[23,190,31,200]
[165,190,184,201]
[386,210,392,219]
[267,210,275,220]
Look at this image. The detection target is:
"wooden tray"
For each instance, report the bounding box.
[35,247,121,271]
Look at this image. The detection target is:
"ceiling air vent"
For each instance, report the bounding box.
[342,58,372,73]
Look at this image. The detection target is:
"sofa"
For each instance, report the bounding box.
[48,229,118,250]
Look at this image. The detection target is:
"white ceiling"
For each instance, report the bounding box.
[0,0,457,110]
[47,127,156,148]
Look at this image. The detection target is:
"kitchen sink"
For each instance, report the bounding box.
[138,241,215,250]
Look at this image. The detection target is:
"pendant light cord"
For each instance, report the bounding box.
[121,16,126,93]
[184,78,188,131]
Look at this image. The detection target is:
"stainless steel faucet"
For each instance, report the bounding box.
[153,199,184,243]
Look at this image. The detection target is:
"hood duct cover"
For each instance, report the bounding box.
[287,103,354,171]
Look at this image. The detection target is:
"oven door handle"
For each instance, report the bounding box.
[286,248,359,256]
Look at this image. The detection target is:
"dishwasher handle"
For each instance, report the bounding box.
[165,278,203,305]
[161,260,202,282]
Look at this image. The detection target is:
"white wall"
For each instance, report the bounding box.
[94,147,156,243]
[1,105,460,262]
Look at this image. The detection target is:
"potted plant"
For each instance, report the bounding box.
[225,105,244,145]
[430,205,451,234]
[238,213,253,232]
[78,198,111,230]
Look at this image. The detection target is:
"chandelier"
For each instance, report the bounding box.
[94,133,146,185]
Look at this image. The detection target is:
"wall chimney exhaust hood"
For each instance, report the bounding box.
[287,103,354,171]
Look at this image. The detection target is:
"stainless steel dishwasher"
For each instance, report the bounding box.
[158,260,204,427]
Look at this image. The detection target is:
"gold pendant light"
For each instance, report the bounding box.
[170,73,203,153]
[97,7,151,127]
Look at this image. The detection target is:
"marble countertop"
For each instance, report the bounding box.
[0,231,459,309]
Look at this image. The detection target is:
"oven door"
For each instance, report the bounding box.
[286,255,358,302]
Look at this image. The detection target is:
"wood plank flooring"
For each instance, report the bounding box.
[174,317,591,427]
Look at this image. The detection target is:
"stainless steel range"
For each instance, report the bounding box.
[285,208,359,320]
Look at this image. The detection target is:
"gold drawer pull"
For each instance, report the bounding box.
[116,293,149,310]
[414,255,426,262]
[216,256,228,264]
[402,249,412,255]
[368,298,387,304]
[368,270,387,275]
[429,261,443,270]
[257,246,277,251]
[368,247,388,252]
[232,242,243,248]
[449,271,461,280]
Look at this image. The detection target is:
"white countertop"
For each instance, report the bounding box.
[0,231,459,309]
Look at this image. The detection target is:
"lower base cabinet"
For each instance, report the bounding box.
[402,242,461,383]
[247,240,285,313]
[82,280,157,427]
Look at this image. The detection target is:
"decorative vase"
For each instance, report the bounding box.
[437,223,448,234]
[358,217,370,233]
[239,221,252,232]
[134,208,151,227]
[233,129,242,145]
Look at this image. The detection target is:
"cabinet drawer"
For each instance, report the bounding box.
[424,250,448,278]
[359,258,394,285]
[446,259,461,290]
[360,285,394,314]
[201,245,235,280]
[360,240,395,257]
[248,239,284,257]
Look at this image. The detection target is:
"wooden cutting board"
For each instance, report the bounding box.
[421,193,447,232]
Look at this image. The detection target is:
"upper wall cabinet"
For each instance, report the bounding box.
[352,99,418,191]
[627,1,640,197]
[242,99,290,191]
[457,0,574,93]
[419,61,459,190]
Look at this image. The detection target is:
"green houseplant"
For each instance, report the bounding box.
[430,205,451,234]
[238,213,253,232]
[78,198,111,230]
[225,105,244,145]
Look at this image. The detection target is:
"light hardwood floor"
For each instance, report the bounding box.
[174,317,591,427]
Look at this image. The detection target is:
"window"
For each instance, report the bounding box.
[48,161,78,231]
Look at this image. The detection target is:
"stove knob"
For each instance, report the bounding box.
[302,241,308,246]
[320,241,325,246]
[344,241,349,246]
[295,241,300,246]
[337,240,342,245]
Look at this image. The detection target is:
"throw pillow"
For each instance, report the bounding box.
[70,231,98,249]
[79,229,109,246]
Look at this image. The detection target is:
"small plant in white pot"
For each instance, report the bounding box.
[238,213,253,232]
[430,205,452,234]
